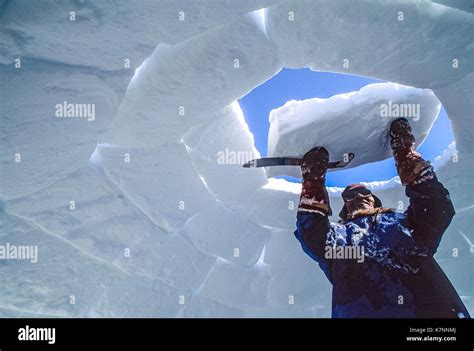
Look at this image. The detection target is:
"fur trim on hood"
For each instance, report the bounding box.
[339,207,394,223]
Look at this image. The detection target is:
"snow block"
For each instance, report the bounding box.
[183,103,268,205]
[183,201,271,267]
[434,73,474,154]
[0,212,184,317]
[234,179,301,230]
[1,0,472,317]
[178,294,243,318]
[101,278,191,317]
[95,143,216,233]
[266,0,474,89]
[198,259,270,308]
[0,0,280,69]
[267,83,440,178]
[266,265,332,309]
[105,14,282,148]
[0,65,121,200]
[123,235,217,292]
[264,228,318,267]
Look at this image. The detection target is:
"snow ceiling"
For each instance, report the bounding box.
[0,0,473,317]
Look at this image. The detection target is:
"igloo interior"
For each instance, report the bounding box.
[0,0,473,318]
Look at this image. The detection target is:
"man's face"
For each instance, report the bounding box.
[345,194,376,214]
[342,186,376,215]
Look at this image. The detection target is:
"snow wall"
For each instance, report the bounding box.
[0,0,473,317]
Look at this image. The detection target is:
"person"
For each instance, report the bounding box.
[294,118,470,318]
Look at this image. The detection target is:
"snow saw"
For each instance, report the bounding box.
[242,152,355,169]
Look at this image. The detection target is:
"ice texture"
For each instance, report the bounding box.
[0,0,472,317]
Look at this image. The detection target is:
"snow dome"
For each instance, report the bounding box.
[0,0,472,317]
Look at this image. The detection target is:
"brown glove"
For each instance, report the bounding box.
[299,147,332,215]
[389,118,434,186]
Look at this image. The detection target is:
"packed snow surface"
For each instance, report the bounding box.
[0,0,472,317]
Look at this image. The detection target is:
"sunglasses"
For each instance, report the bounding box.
[342,187,373,202]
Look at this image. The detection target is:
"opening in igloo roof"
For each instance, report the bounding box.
[238,68,455,187]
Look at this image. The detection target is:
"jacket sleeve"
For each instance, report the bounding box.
[404,175,455,255]
[294,211,333,283]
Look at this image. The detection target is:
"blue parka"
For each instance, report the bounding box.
[294,176,470,318]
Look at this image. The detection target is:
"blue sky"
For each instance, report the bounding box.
[238,68,454,187]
